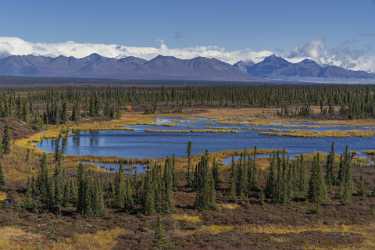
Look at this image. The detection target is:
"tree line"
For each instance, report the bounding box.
[1,85,375,127]
[19,139,369,217]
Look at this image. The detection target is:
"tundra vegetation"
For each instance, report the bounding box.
[1,85,375,249]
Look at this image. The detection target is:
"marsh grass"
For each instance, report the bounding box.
[261,130,375,138]
[50,228,126,250]
[172,214,202,224]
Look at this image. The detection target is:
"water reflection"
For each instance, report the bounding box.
[37,117,375,160]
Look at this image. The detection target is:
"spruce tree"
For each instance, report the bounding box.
[186,141,193,188]
[194,151,216,210]
[265,153,276,200]
[115,164,126,209]
[153,216,170,250]
[2,125,11,154]
[325,142,335,189]
[38,153,49,205]
[308,154,327,206]
[340,147,353,204]
[212,158,221,190]
[23,177,37,211]
[162,158,174,213]
[125,177,134,211]
[297,155,306,197]
[229,156,237,201]
[249,147,258,191]
[0,163,5,190]
[143,169,156,215]
[76,163,86,213]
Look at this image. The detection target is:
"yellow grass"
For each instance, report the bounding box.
[261,129,375,138]
[364,150,375,156]
[176,222,375,249]
[50,228,126,250]
[241,224,352,235]
[240,223,375,250]
[144,128,238,133]
[199,225,235,235]
[0,192,7,202]
[0,226,125,250]
[172,214,202,224]
[0,226,44,250]
[219,203,240,210]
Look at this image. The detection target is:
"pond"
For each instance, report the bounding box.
[37,117,375,159]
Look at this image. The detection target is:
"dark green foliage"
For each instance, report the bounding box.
[339,147,353,204]
[38,153,50,205]
[143,167,156,215]
[358,176,368,198]
[212,158,221,190]
[76,164,105,217]
[142,159,175,215]
[186,141,193,188]
[3,85,375,128]
[194,151,216,210]
[2,125,11,154]
[308,154,327,206]
[115,164,127,209]
[0,163,5,190]
[325,142,335,189]
[229,156,237,201]
[153,216,170,250]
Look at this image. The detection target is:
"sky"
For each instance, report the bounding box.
[0,0,375,71]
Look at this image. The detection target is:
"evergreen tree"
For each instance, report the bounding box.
[211,158,221,190]
[186,141,193,188]
[0,163,5,190]
[115,164,126,209]
[38,153,49,205]
[53,161,65,209]
[125,177,134,211]
[76,163,86,213]
[143,168,156,215]
[340,146,353,204]
[162,158,174,213]
[2,125,11,154]
[265,152,276,200]
[308,154,327,206]
[229,156,237,201]
[297,155,306,197]
[23,177,37,211]
[325,142,335,189]
[153,216,170,250]
[194,151,216,210]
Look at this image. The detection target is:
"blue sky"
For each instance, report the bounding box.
[0,0,375,72]
[0,0,374,51]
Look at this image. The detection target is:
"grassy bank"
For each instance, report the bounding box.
[261,129,375,138]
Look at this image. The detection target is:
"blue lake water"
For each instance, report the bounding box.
[37,117,375,160]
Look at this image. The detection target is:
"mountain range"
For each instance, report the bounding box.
[0,53,374,82]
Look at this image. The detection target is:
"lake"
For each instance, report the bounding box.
[37,117,375,159]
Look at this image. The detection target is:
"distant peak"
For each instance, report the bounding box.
[84,53,105,60]
[301,58,317,63]
[263,54,287,62]
[234,60,254,66]
[119,56,147,64]
[152,55,178,60]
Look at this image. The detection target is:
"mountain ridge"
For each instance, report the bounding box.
[0,54,374,82]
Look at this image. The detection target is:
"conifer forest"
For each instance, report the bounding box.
[1,84,375,249]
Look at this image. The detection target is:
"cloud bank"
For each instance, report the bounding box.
[0,36,374,73]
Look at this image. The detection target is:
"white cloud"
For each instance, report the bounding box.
[0,36,272,64]
[285,40,375,73]
[0,36,375,72]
